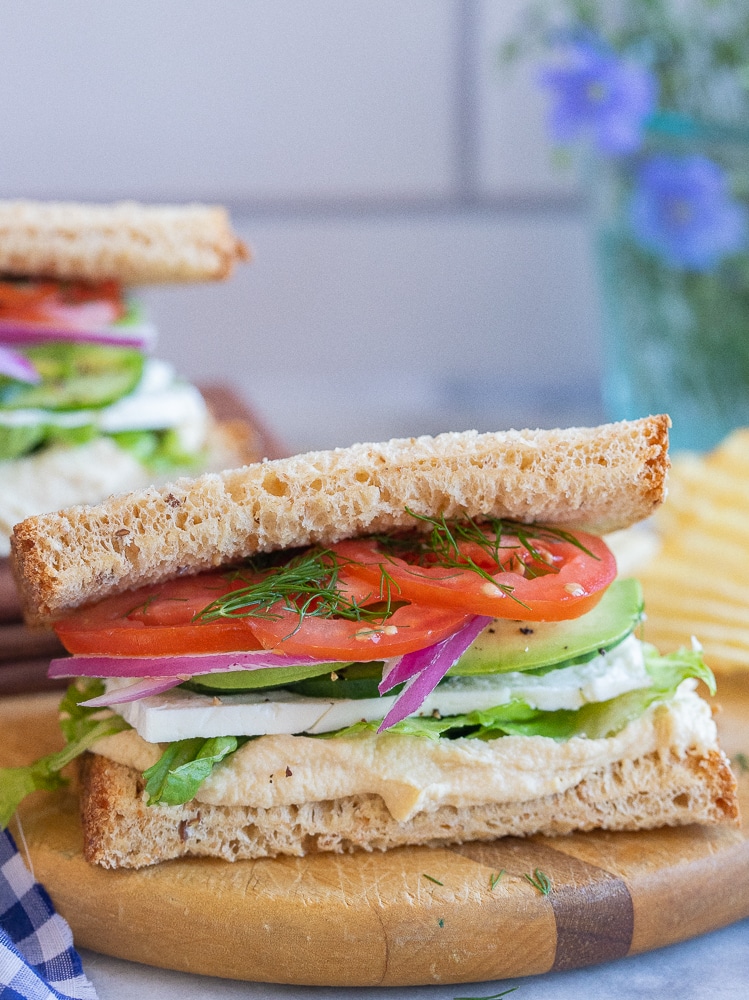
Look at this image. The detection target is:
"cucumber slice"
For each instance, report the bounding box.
[285,662,386,699]
[0,420,99,460]
[183,662,353,694]
[0,343,144,411]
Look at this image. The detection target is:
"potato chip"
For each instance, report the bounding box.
[614,428,749,674]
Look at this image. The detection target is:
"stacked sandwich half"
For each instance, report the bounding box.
[0,199,252,560]
[5,415,739,867]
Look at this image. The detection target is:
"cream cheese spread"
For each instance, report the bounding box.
[91,685,717,823]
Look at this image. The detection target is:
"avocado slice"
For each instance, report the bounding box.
[447,578,643,676]
[182,580,643,697]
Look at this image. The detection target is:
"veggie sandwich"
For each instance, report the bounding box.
[0,198,252,560]
[5,415,739,867]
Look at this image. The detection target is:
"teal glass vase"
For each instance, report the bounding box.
[596,113,749,453]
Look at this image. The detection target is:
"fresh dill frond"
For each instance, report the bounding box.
[523,869,552,896]
[489,869,505,890]
[374,510,599,608]
[124,592,160,617]
[192,547,396,630]
[453,987,519,1000]
[422,873,444,886]
[192,512,599,631]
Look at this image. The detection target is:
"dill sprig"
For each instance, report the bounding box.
[523,869,552,896]
[422,873,444,886]
[374,511,598,606]
[192,513,598,630]
[489,869,505,890]
[453,988,518,1000]
[403,510,595,570]
[193,547,396,630]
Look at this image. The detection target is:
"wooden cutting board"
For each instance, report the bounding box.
[3,682,748,987]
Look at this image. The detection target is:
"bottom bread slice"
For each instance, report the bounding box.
[78,747,738,869]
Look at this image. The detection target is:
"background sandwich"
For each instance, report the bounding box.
[4,415,739,867]
[0,199,258,621]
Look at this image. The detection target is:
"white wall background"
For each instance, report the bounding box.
[0,1,602,452]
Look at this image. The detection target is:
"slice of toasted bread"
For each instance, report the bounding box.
[0,200,249,283]
[10,416,670,621]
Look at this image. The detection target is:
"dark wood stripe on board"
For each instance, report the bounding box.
[452,837,634,971]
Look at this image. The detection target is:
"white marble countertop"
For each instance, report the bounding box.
[79,917,748,1000]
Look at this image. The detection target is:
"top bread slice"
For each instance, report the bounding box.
[0,200,249,284]
[10,416,669,621]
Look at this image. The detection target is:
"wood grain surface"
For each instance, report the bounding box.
[2,682,747,987]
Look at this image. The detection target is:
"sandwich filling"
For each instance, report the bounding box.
[89,687,716,822]
[0,278,214,554]
[0,516,717,828]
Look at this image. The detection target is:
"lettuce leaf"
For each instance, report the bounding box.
[0,680,130,828]
[111,426,206,474]
[315,645,714,742]
[0,420,99,460]
[1,647,715,818]
[143,736,250,806]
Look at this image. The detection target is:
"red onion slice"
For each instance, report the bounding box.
[377,616,492,732]
[80,676,185,707]
[0,319,156,351]
[0,345,41,384]
[48,649,335,679]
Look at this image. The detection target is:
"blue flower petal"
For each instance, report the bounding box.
[630,154,747,269]
[540,39,657,155]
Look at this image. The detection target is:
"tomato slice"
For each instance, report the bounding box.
[54,573,263,656]
[54,526,615,661]
[54,564,470,661]
[247,568,471,660]
[332,529,616,622]
[0,278,124,326]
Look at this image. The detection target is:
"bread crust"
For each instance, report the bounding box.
[77,746,738,869]
[11,416,670,621]
[0,200,249,283]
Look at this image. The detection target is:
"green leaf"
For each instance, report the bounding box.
[112,424,206,475]
[143,736,245,806]
[0,681,130,829]
[0,763,66,828]
[316,645,714,743]
[0,423,47,460]
[464,644,714,741]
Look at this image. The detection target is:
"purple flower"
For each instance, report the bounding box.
[540,40,657,154]
[630,155,747,269]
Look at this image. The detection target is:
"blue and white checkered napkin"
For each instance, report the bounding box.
[0,829,97,1000]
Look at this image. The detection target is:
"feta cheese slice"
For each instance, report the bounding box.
[111,634,650,742]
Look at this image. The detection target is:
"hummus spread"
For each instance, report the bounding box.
[91,685,717,823]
